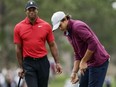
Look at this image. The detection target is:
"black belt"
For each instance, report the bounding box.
[24,55,47,61]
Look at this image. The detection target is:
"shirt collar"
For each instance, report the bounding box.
[67,19,73,30]
[64,19,73,36]
[25,17,40,24]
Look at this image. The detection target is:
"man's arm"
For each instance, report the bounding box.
[81,49,94,63]
[80,49,94,75]
[48,41,62,74]
[48,41,60,63]
[15,44,25,78]
[71,60,80,84]
[15,44,23,68]
[72,60,80,74]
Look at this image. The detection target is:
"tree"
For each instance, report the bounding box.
[0,0,116,68]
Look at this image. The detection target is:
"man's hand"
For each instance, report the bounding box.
[70,72,79,84]
[55,63,62,74]
[79,49,93,75]
[18,68,25,78]
[79,61,87,75]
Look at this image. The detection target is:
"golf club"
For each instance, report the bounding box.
[18,77,22,87]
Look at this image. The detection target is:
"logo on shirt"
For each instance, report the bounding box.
[38,26,42,28]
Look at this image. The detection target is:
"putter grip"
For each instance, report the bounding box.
[18,77,22,87]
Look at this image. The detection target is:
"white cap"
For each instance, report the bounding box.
[51,11,66,31]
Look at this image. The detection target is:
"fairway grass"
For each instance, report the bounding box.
[49,75,68,87]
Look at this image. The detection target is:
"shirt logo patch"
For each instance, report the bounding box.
[38,26,42,28]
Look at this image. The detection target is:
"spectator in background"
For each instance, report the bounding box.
[104,76,111,87]
[0,72,6,87]
[5,70,16,87]
[49,58,56,81]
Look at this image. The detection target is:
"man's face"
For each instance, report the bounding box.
[26,7,38,20]
[59,18,68,31]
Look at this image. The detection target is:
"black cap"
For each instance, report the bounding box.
[25,0,38,10]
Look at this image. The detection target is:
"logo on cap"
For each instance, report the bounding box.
[25,0,38,10]
[30,1,33,4]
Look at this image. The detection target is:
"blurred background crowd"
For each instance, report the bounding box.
[0,0,116,87]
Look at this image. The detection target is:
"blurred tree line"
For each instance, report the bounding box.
[0,0,116,69]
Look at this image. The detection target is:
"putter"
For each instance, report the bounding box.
[18,77,22,87]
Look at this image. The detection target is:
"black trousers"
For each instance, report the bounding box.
[23,55,50,87]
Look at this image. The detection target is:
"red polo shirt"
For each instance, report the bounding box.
[14,17,54,58]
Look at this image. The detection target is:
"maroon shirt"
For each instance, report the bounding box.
[64,19,110,67]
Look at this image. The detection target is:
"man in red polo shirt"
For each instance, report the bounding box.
[14,1,62,87]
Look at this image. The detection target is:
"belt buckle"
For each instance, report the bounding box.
[33,58,37,60]
[33,58,38,60]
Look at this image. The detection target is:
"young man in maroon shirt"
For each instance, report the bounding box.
[14,1,62,87]
[51,11,110,87]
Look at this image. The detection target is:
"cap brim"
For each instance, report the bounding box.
[52,22,60,31]
[26,6,37,9]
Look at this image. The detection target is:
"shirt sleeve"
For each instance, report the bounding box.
[74,24,97,52]
[14,24,22,44]
[46,24,55,43]
[74,52,82,60]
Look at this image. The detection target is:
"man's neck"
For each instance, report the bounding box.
[30,18,37,25]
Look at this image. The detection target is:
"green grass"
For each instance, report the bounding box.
[49,75,116,87]
[48,75,68,87]
[102,77,116,87]
[112,78,116,87]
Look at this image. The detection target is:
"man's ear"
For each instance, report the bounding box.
[35,9,38,13]
[25,11,28,15]
[25,9,28,14]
